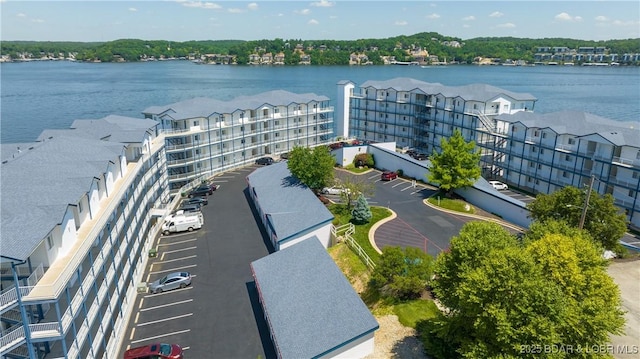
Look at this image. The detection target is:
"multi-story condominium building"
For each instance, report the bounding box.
[142,90,334,193]
[0,116,168,358]
[336,77,640,227]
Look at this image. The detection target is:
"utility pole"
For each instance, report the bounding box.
[579,174,595,230]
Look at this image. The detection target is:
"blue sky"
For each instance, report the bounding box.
[1,1,639,42]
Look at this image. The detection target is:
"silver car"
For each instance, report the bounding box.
[148,272,192,294]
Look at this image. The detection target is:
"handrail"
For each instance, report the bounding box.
[330,223,375,270]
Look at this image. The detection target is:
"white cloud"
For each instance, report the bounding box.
[308,19,319,25]
[555,12,581,22]
[426,13,440,20]
[595,16,608,22]
[612,19,640,27]
[128,7,137,12]
[277,13,284,17]
[463,24,471,28]
[395,20,408,26]
[489,11,504,18]
[31,19,44,23]
[17,13,26,17]
[181,1,222,10]
[228,8,245,13]
[247,3,258,11]
[497,22,516,28]
[310,0,334,7]
[296,9,311,15]
[462,15,475,21]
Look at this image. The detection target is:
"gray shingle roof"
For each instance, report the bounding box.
[496,110,640,147]
[142,90,330,119]
[1,116,157,261]
[360,77,537,102]
[246,162,334,244]
[251,237,379,359]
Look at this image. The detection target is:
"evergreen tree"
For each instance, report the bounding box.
[351,193,372,224]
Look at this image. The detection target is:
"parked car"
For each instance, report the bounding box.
[489,180,509,190]
[279,152,290,160]
[255,156,274,165]
[123,343,183,359]
[321,186,351,195]
[189,185,212,197]
[176,203,201,213]
[148,272,192,294]
[381,171,398,181]
[184,196,208,206]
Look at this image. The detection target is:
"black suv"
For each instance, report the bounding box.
[255,156,274,165]
[189,186,212,197]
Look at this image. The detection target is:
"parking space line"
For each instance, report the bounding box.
[131,329,191,344]
[148,264,197,276]
[155,254,197,265]
[143,286,193,297]
[392,182,404,188]
[140,299,194,312]
[137,313,193,327]
[162,246,198,255]
[367,173,379,180]
[400,185,414,191]
[129,328,136,341]
[157,238,197,246]
[410,188,426,195]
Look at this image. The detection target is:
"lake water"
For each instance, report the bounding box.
[1,61,639,143]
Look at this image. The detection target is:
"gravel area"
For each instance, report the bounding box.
[365,315,429,359]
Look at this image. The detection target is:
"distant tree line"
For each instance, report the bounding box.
[2,32,638,64]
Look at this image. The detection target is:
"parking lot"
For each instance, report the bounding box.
[334,169,485,256]
[118,165,275,358]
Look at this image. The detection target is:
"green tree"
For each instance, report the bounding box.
[286,146,335,191]
[527,185,627,250]
[351,194,372,224]
[339,176,375,209]
[420,221,625,359]
[369,246,434,300]
[427,129,481,194]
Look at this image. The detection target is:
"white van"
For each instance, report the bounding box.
[162,212,204,235]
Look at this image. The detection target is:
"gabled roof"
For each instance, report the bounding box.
[246,162,333,243]
[251,237,379,359]
[496,110,640,147]
[360,77,537,102]
[1,116,158,261]
[142,90,330,120]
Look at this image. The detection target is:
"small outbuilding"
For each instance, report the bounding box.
[251,237,379,359]
[246,161,334,250]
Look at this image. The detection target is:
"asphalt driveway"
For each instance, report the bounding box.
[120,164,276,358]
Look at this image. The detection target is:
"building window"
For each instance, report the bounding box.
[542,132,547,139]
[193,120,199,127]
[47,236,54,250]
[78,201,83,213]
[532,146,537,153]
[512,126,517,132]
[632,172,639,179]
[540,148,545,154]
[529,162,535,168]
[565,155,572,161]
[538,164,542,169]
[240,126,244,131]
[534,130,539,137]
[568,138,575,145]
[629,190,634,197]
[562,171,569,178]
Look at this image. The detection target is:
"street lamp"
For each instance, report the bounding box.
[578,175,595,230]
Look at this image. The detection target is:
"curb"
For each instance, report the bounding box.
[368,208,397,254]
[422,197,526,232]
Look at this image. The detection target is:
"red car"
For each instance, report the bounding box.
[381,171,398,181]
[123,343,183,359]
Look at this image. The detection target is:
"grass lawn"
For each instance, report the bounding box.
[427,191,475,214]
[328,203,391,263]
[393,299,440,328]
[341,164,373,174]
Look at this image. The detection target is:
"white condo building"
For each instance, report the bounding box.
[0,116,168,358]
[0,90,335,358]
[336,77,640,227]
[142,90,334,193]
